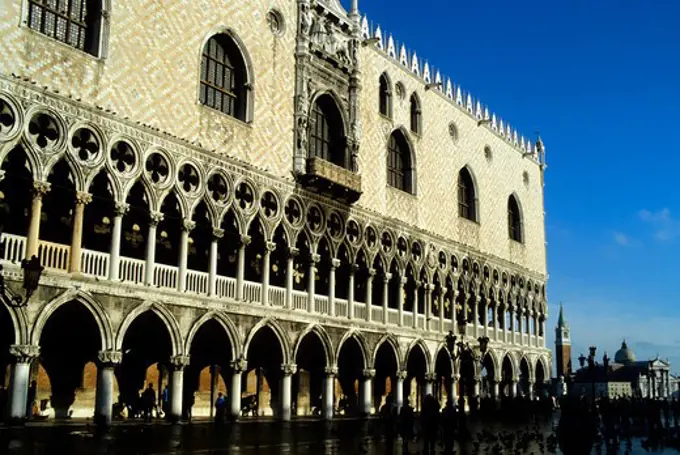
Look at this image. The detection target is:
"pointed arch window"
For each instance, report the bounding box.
[410,93,421,134]
[457,167,477,222]
[200,33,249,121]
[387,130,414,193]
[508,195,523,242]
[309,94,347,168]
[379,73,392,118]
[27,0,104,56]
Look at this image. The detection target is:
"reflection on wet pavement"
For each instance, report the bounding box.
[0,419,677,454]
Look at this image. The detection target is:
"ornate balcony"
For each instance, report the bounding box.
[302,157,362,203]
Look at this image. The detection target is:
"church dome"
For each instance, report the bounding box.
[614,340,636,364]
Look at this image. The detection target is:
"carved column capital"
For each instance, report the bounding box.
[415,280,422,289]
[281,363,298,376]
[287,246,299,259]
[170,355,191,370]
[367,268,376,278]
[75,191,92,205]
[441,287,448,294]
[396,370,408,381]
[383,272,393,283]
[9,344,40,363]
[362,368,376,379]
[149,211,164,226]
[264,241,277,253]
[212,228,225,240]
[399,276,408,285]
[452,374,461,382]
[239,235,252,248]
[330,258,341,269]
[425,373,437,383]
[114,202,130,217]
[310,253,321,264]
[98,350,123,367]
[231,358,248,373]
[32,180,51,197]
[350,263,360,274]
[324,366,339,376]
[182,219,196,232]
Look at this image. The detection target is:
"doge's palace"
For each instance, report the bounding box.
[0,0,551,423]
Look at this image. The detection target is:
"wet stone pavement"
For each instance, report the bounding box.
[0,418,678,454]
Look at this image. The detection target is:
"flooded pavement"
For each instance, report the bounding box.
[0,418,678,454]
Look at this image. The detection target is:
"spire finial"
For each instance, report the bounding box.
[557,302,566,327]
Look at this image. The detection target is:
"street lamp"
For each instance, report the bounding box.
[0,195,44,308]
[445,328,490,410]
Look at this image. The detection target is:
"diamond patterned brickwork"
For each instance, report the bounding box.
[0,0,546,276]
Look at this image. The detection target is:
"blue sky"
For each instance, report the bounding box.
[349,0,680,373]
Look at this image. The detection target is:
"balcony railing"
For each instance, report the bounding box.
[0,233,541,344]
[303,157,362,203]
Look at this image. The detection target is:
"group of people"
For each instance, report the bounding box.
[113,383,170,421]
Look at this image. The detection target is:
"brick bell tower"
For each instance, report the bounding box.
[555,304,572,378]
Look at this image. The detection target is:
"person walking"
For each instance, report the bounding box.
[142,383,156,422]
[440,398,457,454]
[420,394,440,455]
[215,392,226,423]
[380,394,398,454]
[399,398,415,454]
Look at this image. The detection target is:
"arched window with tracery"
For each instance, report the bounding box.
[508,194,523,242]
[410,93,421,134]
[27,0,104,56]
[309,94,347,168]
[387,130,414,194]
[200,33,249,121]
[379,73,392,118]
[458,167,477,222]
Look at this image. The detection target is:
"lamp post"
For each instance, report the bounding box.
[0,196,44,308]
[445,314,490,412]
[580,346,597,401]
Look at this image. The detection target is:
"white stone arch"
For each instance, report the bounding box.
[0,140,40,183]
[482,348,502,382]
[500,351,518,380]
[292,323,334,367]
[157,187,189,221]
[404,338,433,375]
[242,318,292,365]
[121,176,155,209]
[188,196,219,230]
[43,151,85,192]
[373,333,403,371]
[387,127,418,195]
[218,204,246,237]
[0,91,26,144]
[196,27,255,123]
[184,311,240,360]
[431,341,454,376]
[309,89,349,140]
[535,355,551,383]
[519,354,535,382]
[335,329,369,370]
[1,301,29,346]
[115,301,183,357]
[83,164,122,204]
[31,289,114,351]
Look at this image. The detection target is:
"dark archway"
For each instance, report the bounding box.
[371,255,385,313]
[434,348,453,406]
[185,320,233,418]
[309,94,347,169]
[41,160,76,246]
[156,191,182,267]
[519,358,530,397]
[187,200,212,273]
[405,344,428,411]
[316,238,332,297]
[38,302,102,418]
[481,354,496,399]
[82,170,115,255]
[0,146,33,237]
[245,326,284,417]
[353,249,368,306]
[335,243,351,302]
[374,341,398,411]
[337,336,365,415]
[0,305,16,389]
[294,331,328,416]
[501,355,514,398]
[121,180,150,262]
[535,360,546,399]
[293,233,312,293]
[244,217,265,284]
[217,209,239,279]
[270,225,287,289]
[119,311,174,413]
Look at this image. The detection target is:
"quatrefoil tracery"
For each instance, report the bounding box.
[306,206,324,234]
[207,173,229,203]
[327,212,344,239]
[365,227,377,249]
[380,231,393,253]
[71,128,100,162]
[28,113,59,149]
[110,141,136,174]
[346,220,361,244]
[145,152,170,185]
[178,163,200,193]
[397,237,407,258]
[0,99,16,136]
[261,191,279,218]
[284,198,302,226]
[235,182,255,210]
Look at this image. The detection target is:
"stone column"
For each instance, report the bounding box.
[229,359,247,420]
[69,191,92,274]
[280,364,297,421]
[365,268,375,323]
[307,253,319,313]
[472,296,480,337]
[322,367,338,420]
[285,247,298,310]
[261,241,276,306]
[169,355,190,422]
[236,235,251,301]
[25,181,50,260]
[510,380,518,398]
[397,275,406,326]
[527,381,535,399]
[413,281,421,329]
[425,284,434,321]
[450,289,457,331]
[382,272,391,325]
[177,220,195,292]
[95,350,123,426]
[395,371,407,412]
[439,287,447,333]
[144,211,163,286]
[360,369,375,416]
[108,202,129,281]
[208,228,224,297]
[348,264,358,320]
[491,380,500,401]
[8,345,40,421]
[424,373,436,397]
[451,374,459,404]
[328,258,340,316]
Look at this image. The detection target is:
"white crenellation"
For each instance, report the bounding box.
[387,35,396,58]
[361,18,538,156]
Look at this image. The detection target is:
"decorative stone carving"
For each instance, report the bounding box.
[231,358,248,373]
[149,211,164,226]
[396,370,408,381]
[98,350,123,366]
[362,369,376,379]
[281,363,298,375]
[324,366,339,376]
[114,202,130,217]
[10,345,40,363]
[75,191,92,205]
[170,355,191,370]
